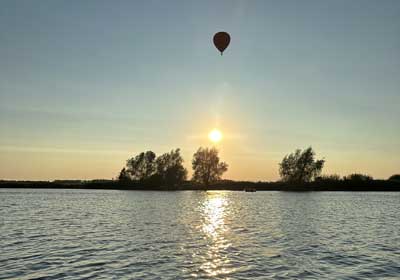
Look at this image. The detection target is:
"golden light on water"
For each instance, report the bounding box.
[208,129,222,143]
[198,191,236,277]
[202,192,227,237]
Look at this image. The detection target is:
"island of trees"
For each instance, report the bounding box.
[1,146,399,191]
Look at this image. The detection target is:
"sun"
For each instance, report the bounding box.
[209,129,222,143]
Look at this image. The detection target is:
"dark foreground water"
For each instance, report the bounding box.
[0,189,399,279]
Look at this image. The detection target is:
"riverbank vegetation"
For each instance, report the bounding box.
[1,147,399,191]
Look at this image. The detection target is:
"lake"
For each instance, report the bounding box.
[1,189,399,279]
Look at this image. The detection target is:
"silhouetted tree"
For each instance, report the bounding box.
[388,174,400,182]
[155,149,187,186]
[343,173,373,181]
[192,147,228,186]
[279,147,325,183]
[118,167,130,182]
[126,151,156,181]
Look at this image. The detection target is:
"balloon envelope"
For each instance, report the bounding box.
[213,32,230,55]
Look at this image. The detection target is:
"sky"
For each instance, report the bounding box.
[0,0,399,181]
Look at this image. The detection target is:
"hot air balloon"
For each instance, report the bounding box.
[213,32,230,55]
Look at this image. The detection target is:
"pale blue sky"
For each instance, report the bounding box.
[1,1,399,180]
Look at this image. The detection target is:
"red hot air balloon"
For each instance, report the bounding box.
[213,32,230,55]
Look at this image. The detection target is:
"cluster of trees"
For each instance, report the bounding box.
[118,147,228,187]
[278,147,382,183]
[118,149,187,186]
[316,173,374,182]
[118,146,398,187]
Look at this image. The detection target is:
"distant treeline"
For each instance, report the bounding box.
[1,178,399,191]
[1,147,399,191]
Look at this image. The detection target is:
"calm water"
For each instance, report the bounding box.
[0,189,399,279]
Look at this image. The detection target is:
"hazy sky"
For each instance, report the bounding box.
[1,1,399,181]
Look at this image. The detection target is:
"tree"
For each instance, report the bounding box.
[279,147,325,183]
[192,147,228,186]
[118,167,130,182]
[343,173,373,181]
[388,174,400,182]
[155,149,187,186]
[126,151,156,181]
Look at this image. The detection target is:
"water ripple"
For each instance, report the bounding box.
[1,189,399,279]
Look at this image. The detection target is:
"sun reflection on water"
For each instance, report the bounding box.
[198,191,236,277]
[202,192,227,238]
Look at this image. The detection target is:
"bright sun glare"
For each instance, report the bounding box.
[209,129,222,143]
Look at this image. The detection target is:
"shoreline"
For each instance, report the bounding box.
[1,180,399,192]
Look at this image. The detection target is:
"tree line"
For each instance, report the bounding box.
[118,147,228,187]
[277,147,388,184]
[118,146,399,187]
[1,146,398,191]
